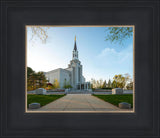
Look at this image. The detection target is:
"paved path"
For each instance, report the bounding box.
[29,94,132,112]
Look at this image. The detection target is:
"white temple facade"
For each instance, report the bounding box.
[45,36,91,90]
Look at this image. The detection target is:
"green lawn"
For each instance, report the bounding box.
[93,94,133,108]
[27,94,65,108]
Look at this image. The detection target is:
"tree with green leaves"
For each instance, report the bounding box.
[27,67,47,91]
[63,79,72,89]
[28,26,133,45]
[36,71,47,88]
[113,74,132,89]
[105,27,133,44]
[27,67,35,78]
[66,80,72,88]
[112,80,117,88]
[113,74,126,88]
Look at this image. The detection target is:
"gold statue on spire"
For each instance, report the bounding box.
[75,35,76,41]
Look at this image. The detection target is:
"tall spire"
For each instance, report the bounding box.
[72,35,78,60]
[74,35,77,51]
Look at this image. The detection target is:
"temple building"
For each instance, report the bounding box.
[45,36,91,90]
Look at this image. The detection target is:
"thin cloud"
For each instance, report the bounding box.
[98,48,117,57]
[97,45,133,64]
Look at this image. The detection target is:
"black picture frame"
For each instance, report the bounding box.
[1,0,159,137]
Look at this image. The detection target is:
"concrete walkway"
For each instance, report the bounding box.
[28,94,132,112]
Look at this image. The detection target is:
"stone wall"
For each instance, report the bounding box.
[93,89,112,92]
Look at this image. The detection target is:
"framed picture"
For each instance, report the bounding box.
[1,0,159,137]
[26,25,135,113]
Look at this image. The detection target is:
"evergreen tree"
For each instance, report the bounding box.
[102,80,107,88]
[27,67,47,90]
[108,79,112,88]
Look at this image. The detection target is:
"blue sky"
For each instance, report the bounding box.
[27,26,133,81]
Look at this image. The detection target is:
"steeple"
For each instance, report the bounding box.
[74,35,77,51]
[72,35,78,60]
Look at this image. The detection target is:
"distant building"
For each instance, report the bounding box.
[44,36,90,90]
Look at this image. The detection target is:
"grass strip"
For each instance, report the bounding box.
[93,94,133,108]
[27,94,65,108]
